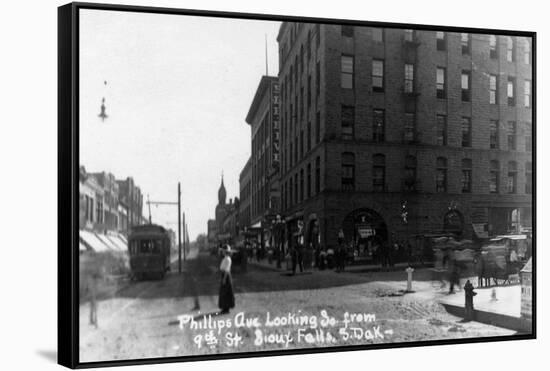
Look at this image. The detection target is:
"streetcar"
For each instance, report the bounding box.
[128,224,171,280]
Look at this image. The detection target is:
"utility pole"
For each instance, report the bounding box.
[182,212,186,262]
[145,188,181,271]
[147,194,152,224]
[186,222,189,258]
[178,182,182,274]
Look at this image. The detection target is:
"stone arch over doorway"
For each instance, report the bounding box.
[341,208,388,260]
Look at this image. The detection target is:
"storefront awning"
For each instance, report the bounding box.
[521,258,532,273]
[107,234,127,251]
[96,233,123,252]
[80,230,111,252]
[494,234,527,240]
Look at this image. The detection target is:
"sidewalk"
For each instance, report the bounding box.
[247,257,431,274]
[248,257,532,333]
[439,285,532,333]
[246,257,292,272]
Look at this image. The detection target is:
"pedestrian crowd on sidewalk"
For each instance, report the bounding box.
[232,231,425,276]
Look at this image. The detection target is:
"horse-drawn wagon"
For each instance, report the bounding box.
[477,235,530,287]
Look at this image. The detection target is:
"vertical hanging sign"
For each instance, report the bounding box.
[271,81,280,169]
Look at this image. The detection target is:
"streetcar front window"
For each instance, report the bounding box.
[137,239,162,254]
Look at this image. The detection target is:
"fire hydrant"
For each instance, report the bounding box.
[464,280,477,321]
[405,266,414,292]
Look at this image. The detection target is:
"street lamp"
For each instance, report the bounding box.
[401,201,409,224]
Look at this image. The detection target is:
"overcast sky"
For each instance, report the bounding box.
[79,9,280,240]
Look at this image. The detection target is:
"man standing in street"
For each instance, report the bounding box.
[297,239,305,273]
[464,280,477,321]
[336,229,346,272]
[292,238,304,275]
[448,254,460,294]
[88,271,99,328]
[83,253,103,329]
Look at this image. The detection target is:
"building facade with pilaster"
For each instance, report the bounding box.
[244,75,282,247]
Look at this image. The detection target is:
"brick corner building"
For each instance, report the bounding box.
[277,22,533,261]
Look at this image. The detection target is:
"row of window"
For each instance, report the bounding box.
[489,120,532,151]
[251,112,272,218]
[281,59,320,132]
[337,106,532,151]
[437,32,530,64]
[83,195,104,224]
[340,56,532,108]
[280,26,531,116]
[282,156,321,211]
[280,23,320,68]
[282,95,530,175]
[282,113,531,180]
[240,180,251,203]
[443,68,531,107]
[340,26,531,64]
[281,61,320,139]
[280,25,320,105]
[437,116,532,152]
[239,205,251,228]
[251,182,268,220]
[339,154,532,195]
[283,24,531,67]
[282,111,321,173]
[280,40,532,171]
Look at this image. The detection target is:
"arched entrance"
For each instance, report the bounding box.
[509,208,520,234]
[342,208,388,262]
[443,210,464,236]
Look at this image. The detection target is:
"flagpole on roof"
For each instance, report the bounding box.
[265,33,269,75]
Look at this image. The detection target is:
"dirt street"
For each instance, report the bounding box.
[79,252,514,363]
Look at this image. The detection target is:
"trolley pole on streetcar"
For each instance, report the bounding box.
[178,182,182,274]
[146,186,183,273]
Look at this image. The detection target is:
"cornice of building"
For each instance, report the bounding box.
[245,75,278,125]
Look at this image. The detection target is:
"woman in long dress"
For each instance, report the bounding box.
[218,245,235,314]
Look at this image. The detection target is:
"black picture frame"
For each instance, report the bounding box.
[58,2,536,368]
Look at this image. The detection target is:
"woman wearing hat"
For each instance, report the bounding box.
[218,244,235,314]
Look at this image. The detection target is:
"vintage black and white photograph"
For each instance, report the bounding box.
[73,5,534,365]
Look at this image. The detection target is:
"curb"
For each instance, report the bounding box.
[440,303,532,333]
